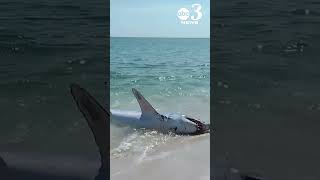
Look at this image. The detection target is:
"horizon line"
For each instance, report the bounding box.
[110,36,210,39]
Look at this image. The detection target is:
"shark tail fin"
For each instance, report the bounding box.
[132,88,159,115]
[70,84,109,170]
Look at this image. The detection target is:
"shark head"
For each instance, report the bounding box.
[183,115,210,135]
[159,113,210,135]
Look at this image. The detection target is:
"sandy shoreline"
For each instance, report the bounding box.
[111,133,209,180]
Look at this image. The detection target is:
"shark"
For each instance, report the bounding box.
[0,84,263,180]
[110,88,210,135]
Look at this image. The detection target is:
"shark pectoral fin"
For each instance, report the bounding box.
[70,84,109,169]
[132,88,159,115]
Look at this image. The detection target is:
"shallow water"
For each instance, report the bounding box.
[110,37,210,180]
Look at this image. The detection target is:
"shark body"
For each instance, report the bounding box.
[110,88,210,135]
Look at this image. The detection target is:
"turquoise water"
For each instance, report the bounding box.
[110,37,210,110]
[110,37,210,179]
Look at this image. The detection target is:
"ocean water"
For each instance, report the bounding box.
[110,37,210,180]
[212,0,320,180]
[0,0,107,178]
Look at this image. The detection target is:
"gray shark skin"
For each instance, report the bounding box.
[111,88,210,135]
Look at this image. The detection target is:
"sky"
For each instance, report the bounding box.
[110,0,210,38]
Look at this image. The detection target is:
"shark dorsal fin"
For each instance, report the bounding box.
[132,88,159,115]
[70,84,109,172]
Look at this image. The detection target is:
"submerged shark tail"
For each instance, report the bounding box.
[70,84,109,171]
[132,88,159,115]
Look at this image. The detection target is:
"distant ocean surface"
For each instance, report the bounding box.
[110,37,210,180]
[110,37,210,100]
[212,0,320,180]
